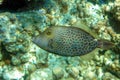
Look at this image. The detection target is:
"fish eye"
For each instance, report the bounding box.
[46,31,52,35]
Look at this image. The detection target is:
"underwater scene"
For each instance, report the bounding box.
[0,0,120,80]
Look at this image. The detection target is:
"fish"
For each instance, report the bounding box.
[32,26,115,56]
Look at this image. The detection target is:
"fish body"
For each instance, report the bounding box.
[32,26,114,56]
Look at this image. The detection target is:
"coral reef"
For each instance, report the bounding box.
[113,0,120,21]
[3,67,25,80]
[52,67,64,80]
[0,0,120,80]
[0,12,30,54]
[0,0,3,5]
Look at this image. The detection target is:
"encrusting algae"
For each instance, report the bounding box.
[32,26,115,56]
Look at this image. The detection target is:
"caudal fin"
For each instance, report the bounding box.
[97,39,115,49]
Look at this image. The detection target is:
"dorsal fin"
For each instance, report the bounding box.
[72,20,99,39]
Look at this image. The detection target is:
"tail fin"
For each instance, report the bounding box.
[97,39,115,49]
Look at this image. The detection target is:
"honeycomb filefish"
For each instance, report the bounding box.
[32,26,114,56]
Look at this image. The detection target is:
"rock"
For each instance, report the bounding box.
[3,68,24,80]
[30,68,52,80]
[52,67,64,80]
[11,56,21,65]
[113,0,120,21]
[0,12,30,54]
[63,77,74,80]
[105,61,120,78]
[67,67,79,78]
[27,63,37,73]
[20,53,35,63]
[102,72,120,80]
[85,71,97,80]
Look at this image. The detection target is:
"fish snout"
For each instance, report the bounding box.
[32,35,49,50]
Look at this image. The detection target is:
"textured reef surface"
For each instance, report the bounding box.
[0,0,120,80]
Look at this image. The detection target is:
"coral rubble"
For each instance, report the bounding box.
[0,0,120,80]
[113,0,120,21]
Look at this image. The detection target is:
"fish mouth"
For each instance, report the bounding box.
[32,35,49,50]
[32,36,37,43]
[32,35,41,46]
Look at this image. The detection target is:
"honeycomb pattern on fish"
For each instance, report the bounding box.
[46,27,98,56]
[32,26,114,56]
